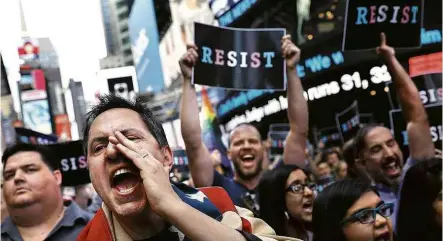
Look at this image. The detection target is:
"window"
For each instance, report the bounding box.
[124,49,132,56]
[122,36,130,45]
[116,0,126,9]
[118,11,128,21]
[120,26,129,33]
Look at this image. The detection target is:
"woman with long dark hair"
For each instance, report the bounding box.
[312,179,394,241]
[396,157,442,241]
[259,165,315,241]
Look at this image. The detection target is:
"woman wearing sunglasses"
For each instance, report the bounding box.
[312,179,394,241]
[259,165,316,241]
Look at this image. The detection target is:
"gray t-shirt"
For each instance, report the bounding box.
[1,202,92,241]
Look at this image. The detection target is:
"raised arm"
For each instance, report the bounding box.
[282,35,309,167]
[376,33,434,160]
[179,45,214,187]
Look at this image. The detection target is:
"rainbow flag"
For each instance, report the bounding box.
[201,87,216,131]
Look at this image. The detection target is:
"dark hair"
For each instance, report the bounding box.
[397,157,442,241]
[321,149,342,165]
[82,95,168,154]
[342,139,359,178]
[2,143,59,171]
[258,165,308,236]
[312,179,376,241]
[354,123,383,158]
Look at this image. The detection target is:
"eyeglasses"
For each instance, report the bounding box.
[341,203,394,226]
[285,183,317,194]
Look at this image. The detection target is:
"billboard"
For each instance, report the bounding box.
[22,98,52,135]
[97,66,139,101]
[129,0,165,93]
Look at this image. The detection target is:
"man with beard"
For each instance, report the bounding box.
[1,143,92,241]
[179,35,308,214]
[354,33,435,227]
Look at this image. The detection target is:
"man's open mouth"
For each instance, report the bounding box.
[111,168,141,194]
[381,159,401,178]
[240,154,255,168]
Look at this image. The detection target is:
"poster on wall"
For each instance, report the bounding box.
[335,101,360,143]
[22,98,53,135]
[389,103,442,157]
[193,22,286,90]
[342,0,423,51]
[97,67,139,101]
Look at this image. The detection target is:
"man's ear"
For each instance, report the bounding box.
[53,170,63,186]
[227,148,232,160]
[162,146,173,172]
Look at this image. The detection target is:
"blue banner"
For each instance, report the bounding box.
[129,0,165,93]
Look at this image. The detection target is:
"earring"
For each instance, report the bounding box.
[284,211,290,220]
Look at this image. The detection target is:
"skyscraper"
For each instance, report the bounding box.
[99,0,134,69]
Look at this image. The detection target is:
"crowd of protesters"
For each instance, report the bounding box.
[0,33,441,241]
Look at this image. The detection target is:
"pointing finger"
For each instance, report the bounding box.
[380,32,386,46]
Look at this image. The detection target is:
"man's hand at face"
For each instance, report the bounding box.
[109,132,182,217]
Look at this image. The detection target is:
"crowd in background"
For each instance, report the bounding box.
[1,33,441,241]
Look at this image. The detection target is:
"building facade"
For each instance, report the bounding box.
[100,0,134,68]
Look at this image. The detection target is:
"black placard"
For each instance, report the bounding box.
[342,0,423,51]
[15,127,58,145]
[389,103,442,157]
[49,140,90,186]
[388,73,442,110]
[315,126,342,148]
[335,101,361,143]
[268,131,288,156]
[193,22,285,90]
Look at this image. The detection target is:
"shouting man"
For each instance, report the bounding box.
[77,95,299,241]
[353,33,435,228]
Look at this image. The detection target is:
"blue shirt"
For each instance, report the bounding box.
[212,171,259,214]
[375,157,416,230]
[1,202,93,241]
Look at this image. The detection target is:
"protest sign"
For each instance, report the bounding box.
[387,72,442,110]
[268,123,290,156]
[389,103,442,157]
[342,0,423,51]
[193,22,285,90]
[49,140,90,186]
[15,127,58,145]
[335,101,360,143]
[315,126,342,148]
